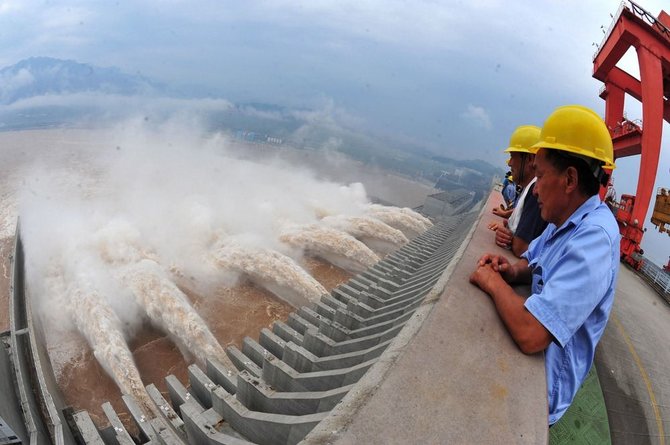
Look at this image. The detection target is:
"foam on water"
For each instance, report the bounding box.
[48,270,154,414]
[367,203,433,227]
[366,205,430,238]
[210,240,327,307]
[280,224,380,273]
[320,215,409,247]
[91,219,234,369]
[115,259,234,370]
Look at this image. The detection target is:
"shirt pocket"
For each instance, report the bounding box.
[531,265,544,294]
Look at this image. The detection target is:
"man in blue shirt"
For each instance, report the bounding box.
[501,171,516,208]
[470,105,620,426]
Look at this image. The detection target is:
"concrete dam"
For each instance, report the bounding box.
[7,129,550,445]
[6,130,667,444]
[1,203,507,444]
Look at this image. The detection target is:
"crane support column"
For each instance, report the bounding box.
[593,1,670,268]
[635,48,663,226]
[604,83,625,131]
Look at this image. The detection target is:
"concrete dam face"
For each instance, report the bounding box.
[0,128,483,444]
[3,209,476,444]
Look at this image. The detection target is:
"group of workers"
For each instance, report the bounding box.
[489,125,549,257]
[470,105,621,427]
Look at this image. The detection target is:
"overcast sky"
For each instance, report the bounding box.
[1,0,670,263]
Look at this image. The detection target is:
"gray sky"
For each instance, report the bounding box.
[1,0,670,264]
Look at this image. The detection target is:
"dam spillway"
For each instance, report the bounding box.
[1,208,480,444]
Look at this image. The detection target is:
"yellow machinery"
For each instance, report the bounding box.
[651,187,670,235]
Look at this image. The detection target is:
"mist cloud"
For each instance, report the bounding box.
[1,92,235,113]
[0,68,34,102]
[461,104,492,131]
[12,116,440,400]
[18,117,374,332]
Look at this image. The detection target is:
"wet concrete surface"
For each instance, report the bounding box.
[319,190,548,445]
[595,265,670,444]
[0,237,12,334]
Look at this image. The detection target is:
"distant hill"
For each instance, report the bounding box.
[0,57,500,190]
[0,57,165,105]
[430,155,500,177]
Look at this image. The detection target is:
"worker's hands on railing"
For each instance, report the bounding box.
[492,206,505,217]
[473,253,516,283]
[470,261,504,295]
[475,253,509,270]
[495,225,513,249]
[470,256,517,295]
[492,205,513,219]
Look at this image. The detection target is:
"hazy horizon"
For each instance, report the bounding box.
[1,1,669,262]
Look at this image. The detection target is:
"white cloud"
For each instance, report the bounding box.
[461,104,492,130]
[41,5,92,29]
[0,1,19,14]
[132,0,508,50]
[0,68,34,102]
[289,98,363,127]
[3,67,33,87]
[1,92,234,114]
[222,0,504,49]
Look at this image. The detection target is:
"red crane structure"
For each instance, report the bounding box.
[592,0,670,269]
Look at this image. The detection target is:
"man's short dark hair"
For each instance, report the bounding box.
[544,149,608,197]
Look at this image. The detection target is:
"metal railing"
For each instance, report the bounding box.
[639,258,670,302]
[628,1,670,41]
[610,118,643,138]
[594,0,670,60]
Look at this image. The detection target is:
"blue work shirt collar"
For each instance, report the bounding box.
[547,194,602,241]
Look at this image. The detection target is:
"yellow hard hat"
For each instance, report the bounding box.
[530,105,615,169]
[504,125,541,154]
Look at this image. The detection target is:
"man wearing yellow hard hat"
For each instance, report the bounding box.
[501,170,516,209]
[470,105,620,426]
[491,125,548,257]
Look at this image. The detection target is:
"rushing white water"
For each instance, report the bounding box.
[114,259,234,370]
[401,207,433,227]
[210,240,327,307]
[320,215,409,247]
[366,205,431,238]
[92,220,234,370]
[367,204,433,228]
[280,225,380,273]
[48,269,154,414]
[366,211,427,237]
[8,126,440,427]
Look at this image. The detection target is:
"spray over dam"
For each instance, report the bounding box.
[279,225,381,274]
[7,2,670,442]
[1,127,500,444]
[209,241,328,307]
[19,128,665,443]
[4,203,480,444]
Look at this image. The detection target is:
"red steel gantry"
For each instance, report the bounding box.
[593,0,670,269]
